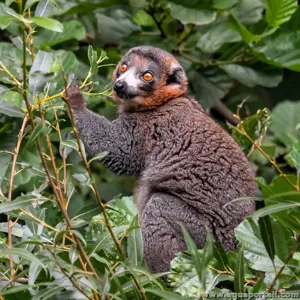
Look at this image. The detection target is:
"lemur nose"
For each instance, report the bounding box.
[114,81,126,93]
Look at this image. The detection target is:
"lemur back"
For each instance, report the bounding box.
[67,46,256,273]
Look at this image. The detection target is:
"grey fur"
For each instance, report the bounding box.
[67,48,256,273]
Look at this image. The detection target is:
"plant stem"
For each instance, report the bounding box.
[240,129,299,191]
[52,252,94,300]
[63,84,147,300]
[20,25,101,299]
[267,249,295,292]
[7,116,28,285]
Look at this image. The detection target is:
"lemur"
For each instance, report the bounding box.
[67,46,256,273]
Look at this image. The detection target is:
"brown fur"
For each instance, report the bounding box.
[67,46,256,274]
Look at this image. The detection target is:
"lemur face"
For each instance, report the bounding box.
[112,46,188,112]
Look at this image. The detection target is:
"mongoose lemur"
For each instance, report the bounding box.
[67,46,256,273]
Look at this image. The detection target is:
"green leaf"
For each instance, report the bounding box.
[60,140,79,152]
[233,0,264,24]
[34,20,86,47]
[88,45,98,76]
[52,50,79,88]
[0,285,31,296]
[0,101,24,118]
[24,0,40,12]
[127,215,143,267]
[213,242,230,271]
[145,288,190,300]
[29,260,43,285]
[95,10,140,43]
[5,0,14,6]
[253,202,300,223]
[31,50,53,74]
[0,248,46,268]
[266,0,298,27]
[257,202,276,262]
[25,118,51,148]
[235,218,298,284]
[234,245,245,293]
[231,108,271,154]
[32,286,65,300]
[189,68,233,108]
[289,141,300,172]
[272,219,296,262]
[0,196,36,213]
[1,91,23,108]
[69,245,79,264]
[257,175,300,232]
[181,225,203,286]
[169,3,216,25]
[88,151,108,164]
[35,0,55,17]
[213,0,238,10]
[269,101,300,147]
[254,9,300,71]
[227,14,262,43]
[0,15,16,29]
[220,64,282,88]
[197,22,241,53]
[133,10,155,27]
[31,17,63,32]
[29,50,54,97]
[252,277,266,293]
[201,232,214,290]
[71,230,87,246]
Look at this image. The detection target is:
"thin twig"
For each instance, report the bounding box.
[51,252,94,300]
[0,61,21,87]
[238,128,299,191]
[53,107,67,195]
[267,250,295,292]
[213,100,240,126]
[7,116,28,285]
[63,78,147,300]
[19,25,101,299]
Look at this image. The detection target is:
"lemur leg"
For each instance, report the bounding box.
[141,193,207,273]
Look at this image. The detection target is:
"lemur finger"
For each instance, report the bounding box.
[66,86,86,110]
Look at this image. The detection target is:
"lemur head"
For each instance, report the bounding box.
[112,46,188,112]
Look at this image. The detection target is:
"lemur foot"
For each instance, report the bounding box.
[66,86,86,110]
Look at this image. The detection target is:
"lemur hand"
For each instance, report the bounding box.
[66,86,86,110]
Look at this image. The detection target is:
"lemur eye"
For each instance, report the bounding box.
[143,72,153,81]
[120,63,128,73]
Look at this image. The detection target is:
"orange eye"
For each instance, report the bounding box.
[143,72,153,81]
[119,63,127,73]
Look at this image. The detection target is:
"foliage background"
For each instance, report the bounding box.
[0,0,300,299]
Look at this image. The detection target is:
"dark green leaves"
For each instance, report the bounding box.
[270,101,300,147]
[189,68,233,108]
[127,215,143,267]
[169,3,216,25]
[289,142,300,171]
[266,0,298,27]
[29,50,54,97]
[0,196,37,213]
[34,20,86,47]
[234,245,245,293]
[257,175,300,232]
[31,17,63,32]
[227,14,261,43]
[220,64,282,88]
[0,101,24,118]
[35,0,55,17]
[231,108,271,154]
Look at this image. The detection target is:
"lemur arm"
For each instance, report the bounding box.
[66,86,143,175]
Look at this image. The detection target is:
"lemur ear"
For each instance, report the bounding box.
[166,67,185,85]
